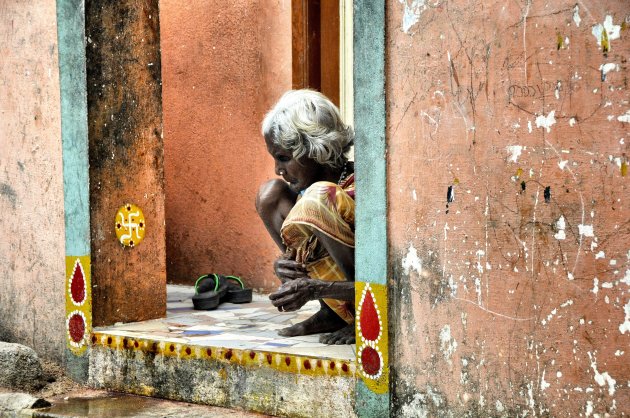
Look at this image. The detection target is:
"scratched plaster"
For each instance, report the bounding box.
[389,0,629,415]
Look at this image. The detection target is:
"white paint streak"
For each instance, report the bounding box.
[595,251,605,259]
[475,250,485,275]
[535,111,556,132]
[402,244,422,276]
[558,160,569,170]
[572,5,581,27]
[439,325,458,364]
[453,297,534,321]
[506,145,524,162]
[474,278,482,305]
[540,369,550,391]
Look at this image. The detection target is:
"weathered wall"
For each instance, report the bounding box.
[387,1,629,416]
[0,1,66,361]
[86,0,167,326]
[160,0,291,291]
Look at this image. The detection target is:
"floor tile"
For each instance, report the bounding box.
[97,285,357,362]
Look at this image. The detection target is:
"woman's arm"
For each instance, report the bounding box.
[269,277,355,311]
[312,230,355,282]
[269,230,355,311]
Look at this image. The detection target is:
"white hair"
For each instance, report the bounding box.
[262,89,354,169]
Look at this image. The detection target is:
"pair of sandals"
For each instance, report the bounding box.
[192,274,253,310]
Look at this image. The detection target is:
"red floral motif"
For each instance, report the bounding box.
[361,346,381,376]
[70,261,86,304]
[360,289,380,341]
[68,313,85,343]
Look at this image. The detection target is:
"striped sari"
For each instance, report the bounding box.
[280,174,355,324]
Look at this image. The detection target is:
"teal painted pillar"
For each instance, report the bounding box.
[353,0,389,416]
[56,0,92,381]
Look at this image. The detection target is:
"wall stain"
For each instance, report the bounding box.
[0,183,18,209]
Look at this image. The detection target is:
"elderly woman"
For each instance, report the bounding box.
[256,90,356,345]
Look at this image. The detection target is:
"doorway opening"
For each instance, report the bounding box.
[89,2,358,413]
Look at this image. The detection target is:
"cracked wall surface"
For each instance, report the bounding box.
[387,1,628,415]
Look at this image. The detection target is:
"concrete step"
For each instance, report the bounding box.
[89,335,356,418]
[88,287,357,418]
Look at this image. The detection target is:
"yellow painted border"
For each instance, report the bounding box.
[91,332,356,378]
[65,256,92,355]
[355,282,389,394]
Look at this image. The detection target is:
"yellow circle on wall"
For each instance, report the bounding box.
[115,203,146,247]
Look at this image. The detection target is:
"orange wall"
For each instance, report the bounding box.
[387,0,629,415]
[160,1,291,291]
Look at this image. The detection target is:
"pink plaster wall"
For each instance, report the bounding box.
[160,0,291,291]
[0,1,66,362]
[387,1,629,415]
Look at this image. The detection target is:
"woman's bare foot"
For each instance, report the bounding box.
[278,302,346,337]
[319,324,355,345]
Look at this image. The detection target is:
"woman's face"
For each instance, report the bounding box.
[265,136,322,193]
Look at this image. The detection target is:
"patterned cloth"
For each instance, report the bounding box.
[280,174,355,324]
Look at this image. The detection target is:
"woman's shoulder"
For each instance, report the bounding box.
[301,173,355,200]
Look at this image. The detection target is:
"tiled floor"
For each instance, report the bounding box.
[97,285,355,361]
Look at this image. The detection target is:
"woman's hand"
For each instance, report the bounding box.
[269,277,318,311]
[274,253,308,284]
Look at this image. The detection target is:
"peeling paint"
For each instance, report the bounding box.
[587,352,616,396]
[620,300,630,334]
[617,110,630,123]
[535,111,556,132]
[402,244,422,276]
[600,63,618,81]
[400,0,427,34]
[506,145,524,162]
[554,216,566,240]
[439,325,457,364]
[578,224,594,237]
[591,16,621,50]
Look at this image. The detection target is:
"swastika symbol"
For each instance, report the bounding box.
[115,203,146,247]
